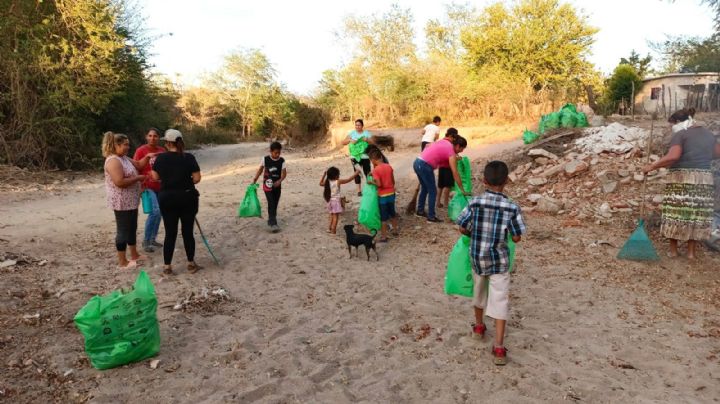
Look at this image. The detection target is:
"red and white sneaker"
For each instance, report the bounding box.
[492,346,508,366]
[472,323,486,339]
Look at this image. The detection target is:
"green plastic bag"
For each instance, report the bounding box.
[74,271,160,370]
[348,140,368,161]
[544,112,561,130]
[445,235,474,297]
[522,129,541,144]
[560,103,578,115]
[238,183,262,218]
[560,112,578,128]
[449,157,473,221]
[508,234,516,272]
[358,175,381,232]
[576,112,589,127]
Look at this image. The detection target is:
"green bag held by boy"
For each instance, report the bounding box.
[74,271,160,370]
[238,183,262,218]
[445,235,474,297]
[357,175,381,233]
[448,156,473,222]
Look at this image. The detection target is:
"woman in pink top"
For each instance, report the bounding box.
[413,132,468,222]
[102,131,156,269]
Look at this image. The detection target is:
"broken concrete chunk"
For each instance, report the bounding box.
[564,161,589,177]
[602,181,618,194]
[633,174,645,182]
[528,194,543,204]
[528,148,559,160]
[652,195,664,204]
[536,198,562,214]
[528,177,548,186]
[617,169,630,178]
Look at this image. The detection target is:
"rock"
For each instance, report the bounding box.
[528,194,543,204]
[590,157,600,166]
[634,174,645,182]
[508,173,518,183]
[0,260,17,269]
[531,167,544,175]
[150,359,161,369]
[650,155,660,162]
[528,177,548,186]
[652,195,664,204]
[620,177,632,184]
[564,161,589,177]
[590,115,605,127]
[535,157,550,166]
[536,197,562,214]
[540,164,565,178]
[618,169,630,177]
[602,181,618,194]
[529,149,559,160]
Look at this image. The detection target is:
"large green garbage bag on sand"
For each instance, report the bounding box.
[238,183,262,218]
[74,271,160,370]
[523,129,541,144]
[449,157,473,221]
[358,175,381,233]
[576,112,589,127]
[445,235,474,297]
[543,112,561,130]
[560,113,578,128]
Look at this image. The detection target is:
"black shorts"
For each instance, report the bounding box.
[421,141,430,151]
[438,167,454,188]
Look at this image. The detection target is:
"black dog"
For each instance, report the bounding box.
[343,225,379,261]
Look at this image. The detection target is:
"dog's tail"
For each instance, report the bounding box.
[370,229,378,238]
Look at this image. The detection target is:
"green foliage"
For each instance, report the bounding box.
[652,34,720,73]
[620,50,653,78]
[603,64,643,112]
[0,0,178,168]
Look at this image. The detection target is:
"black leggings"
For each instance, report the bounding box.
[264,187,282,226]
[159,190,198,266]
[351,158,372,185]
[114,209,138,251]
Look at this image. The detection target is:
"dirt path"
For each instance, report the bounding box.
[1,140,719,402]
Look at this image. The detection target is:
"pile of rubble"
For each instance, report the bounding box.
[507,122,669,223]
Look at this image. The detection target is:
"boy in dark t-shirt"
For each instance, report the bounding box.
[252,142,287,232]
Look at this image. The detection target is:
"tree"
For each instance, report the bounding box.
[605,64,643,112]
[651,34,720,73]
[425,3,477,61]
[461,0,598,93]
[620,50,653,78]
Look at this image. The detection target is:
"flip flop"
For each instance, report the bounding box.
[118,261,137,270]
[187,262,202,274]
[130,254,148,263]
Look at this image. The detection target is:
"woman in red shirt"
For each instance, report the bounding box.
[134,128,166,252]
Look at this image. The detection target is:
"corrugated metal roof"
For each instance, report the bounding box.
[643,72,719,82]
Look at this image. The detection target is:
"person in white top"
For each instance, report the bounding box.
[420,116,442,151]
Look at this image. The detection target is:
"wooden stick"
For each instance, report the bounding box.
[640,120,654,219]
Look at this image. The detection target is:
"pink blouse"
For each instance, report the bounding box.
[104,155,140,211]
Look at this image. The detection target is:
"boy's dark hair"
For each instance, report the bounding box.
[484,160,509,186]
[433,116,441,123]
[355,119,364,126]
[445,127,458,139]
[270,141,282,151]
[452,135,467,148]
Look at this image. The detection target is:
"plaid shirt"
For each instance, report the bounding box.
[456,190,526,275]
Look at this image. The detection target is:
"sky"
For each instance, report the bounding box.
[138,0,716,95]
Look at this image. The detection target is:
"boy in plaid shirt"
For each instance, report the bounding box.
[456,160,526,365]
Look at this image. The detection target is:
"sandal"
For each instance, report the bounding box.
[118,261,137,270]
[472,323,486,339]
[130,254,148,263]
[187,262,202,274]
[163,266,175,275]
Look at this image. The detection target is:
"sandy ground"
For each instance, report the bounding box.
[1,136,719,403]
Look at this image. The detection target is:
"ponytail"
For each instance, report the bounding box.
[101,131,128,157]
[324,175,331,202]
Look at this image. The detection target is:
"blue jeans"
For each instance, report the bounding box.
[413,158,437,219]
[143,189,162,242]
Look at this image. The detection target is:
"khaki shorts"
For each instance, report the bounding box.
[472,272,510,320]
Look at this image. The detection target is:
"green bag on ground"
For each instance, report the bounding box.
[523,129,541,144]
[576,112,589,127]
[560,112,578,128]
[74,271,160,370]
[348,140,368,161]
[544,112,561,130]
[445,235,474,297]
[560,103,578,115]
[448,193,468,222]
[358,175,381,232]
[238,183,262,218]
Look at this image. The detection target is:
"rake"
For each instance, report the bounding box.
[617,119,660,261]
[195,218,220,265]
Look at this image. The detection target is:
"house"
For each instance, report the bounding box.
[635,72,719,114]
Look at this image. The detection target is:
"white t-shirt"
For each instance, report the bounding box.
[421,124,441,143]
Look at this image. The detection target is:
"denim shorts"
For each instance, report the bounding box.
[379,194,397,222]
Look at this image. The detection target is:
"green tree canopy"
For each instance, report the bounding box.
[606,64,643,105]
[620,50,653,78]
